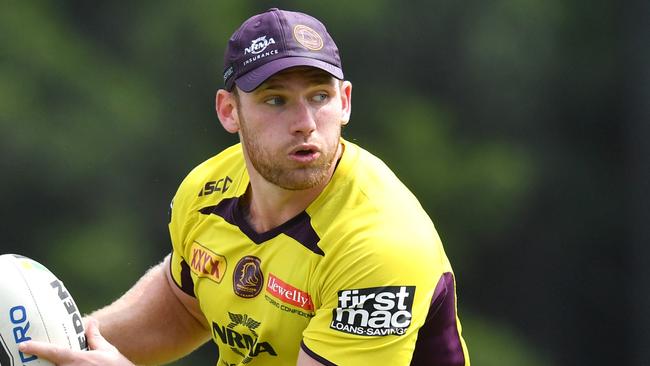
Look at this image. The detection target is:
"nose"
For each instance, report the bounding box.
[290,100,317,137]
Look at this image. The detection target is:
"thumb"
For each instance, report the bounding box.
[85,318,117,352]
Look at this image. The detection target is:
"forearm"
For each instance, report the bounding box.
[89,256,210,365]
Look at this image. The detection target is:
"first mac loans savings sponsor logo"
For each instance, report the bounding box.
[242,36,279,67]
[331,286,415,336]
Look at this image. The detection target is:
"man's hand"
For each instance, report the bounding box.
[18,318,134,366]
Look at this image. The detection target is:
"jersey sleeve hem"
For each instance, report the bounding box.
[169,252,196,297]
[300,340,337,366]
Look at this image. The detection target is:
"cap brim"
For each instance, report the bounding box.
[235,57,344,92]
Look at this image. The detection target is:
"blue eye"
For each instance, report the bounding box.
[265,96,285,106]
[312,93,328,102]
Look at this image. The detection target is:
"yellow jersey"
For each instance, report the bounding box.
[169,139,469,365]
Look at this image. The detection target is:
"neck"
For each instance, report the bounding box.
[243,143,342,233]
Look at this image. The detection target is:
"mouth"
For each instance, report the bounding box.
[289,144,320,163]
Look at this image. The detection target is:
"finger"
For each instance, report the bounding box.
[19,340,73,363]
[85,318,116,352]
[82,315,93,329]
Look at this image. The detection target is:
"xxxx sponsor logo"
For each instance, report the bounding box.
[190,241,227,284]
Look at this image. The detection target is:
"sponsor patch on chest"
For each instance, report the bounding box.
[266,273,314,311]
[330,286,416,336]
[189,241,227,284]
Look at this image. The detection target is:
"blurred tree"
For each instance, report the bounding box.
[0,0,641,365]
[623,0,650,363]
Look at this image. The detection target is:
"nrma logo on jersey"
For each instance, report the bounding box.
[330,286,415,337]
[212,312,277,364]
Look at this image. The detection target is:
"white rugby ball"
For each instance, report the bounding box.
[0,254,87,365]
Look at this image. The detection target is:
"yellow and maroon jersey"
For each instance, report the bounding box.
[169,139,469,366]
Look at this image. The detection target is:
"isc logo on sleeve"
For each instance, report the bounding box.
[330,286,415,336]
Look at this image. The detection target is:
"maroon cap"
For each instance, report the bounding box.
[222,8,344,92]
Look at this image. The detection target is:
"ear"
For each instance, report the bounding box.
[339,81,352,126]
[215,89,240,133]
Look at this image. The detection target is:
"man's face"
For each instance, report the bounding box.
[234,67,350,190]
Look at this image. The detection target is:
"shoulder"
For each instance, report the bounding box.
[178,144,243,193]
[310,140,451,280]
[171,144,247,219]
[314,140,438,250]
[323,141,425,216]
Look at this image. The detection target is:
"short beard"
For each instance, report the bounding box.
[237,103,339,191]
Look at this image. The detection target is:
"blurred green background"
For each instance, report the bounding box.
[1,1,648,365]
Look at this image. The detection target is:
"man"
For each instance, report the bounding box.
[21,8,470,366]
